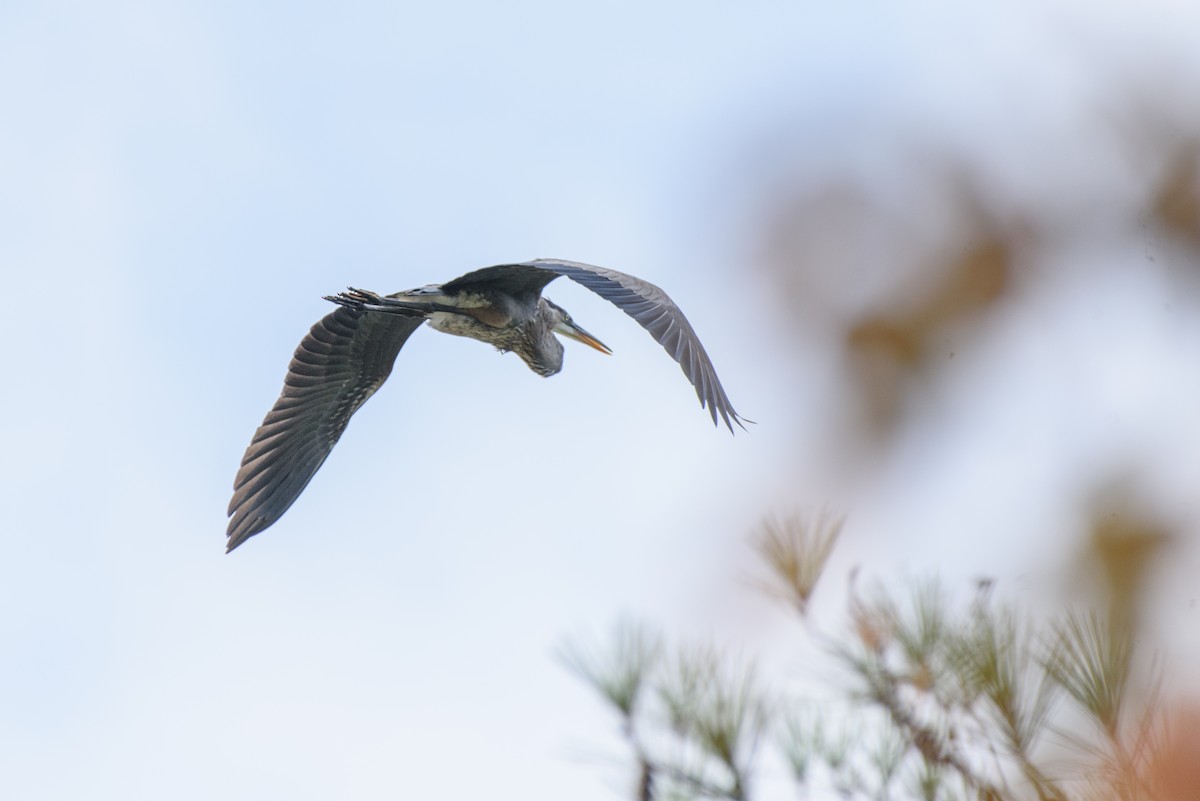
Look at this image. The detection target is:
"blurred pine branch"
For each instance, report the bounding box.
[564,508,1189,801]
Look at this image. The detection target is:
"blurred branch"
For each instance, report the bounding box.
[1154,142,1200,247]
[560,619,661,722]
[751,510,843,614]
[563,626,768,800]
[565,473,1189,801]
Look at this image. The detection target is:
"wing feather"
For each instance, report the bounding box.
[226,306,424,551]
[518,259,746,432]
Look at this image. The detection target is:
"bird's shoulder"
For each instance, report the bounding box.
[440,263,561,298]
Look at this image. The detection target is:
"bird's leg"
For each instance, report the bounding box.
[324,287,383,308]
[324,288,463,317]
[348,287,385,304]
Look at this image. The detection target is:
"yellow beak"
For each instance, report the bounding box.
[556,320,612,355]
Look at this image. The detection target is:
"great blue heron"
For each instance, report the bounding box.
[227,259,746,552]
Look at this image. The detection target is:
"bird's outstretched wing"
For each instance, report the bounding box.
[444,259,747,432]
[226,307,424,551]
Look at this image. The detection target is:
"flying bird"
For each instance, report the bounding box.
[226,259,746,552]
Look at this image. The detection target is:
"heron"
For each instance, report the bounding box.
[226,259,746,552]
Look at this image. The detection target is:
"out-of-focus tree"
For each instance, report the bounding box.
[568,509,1197,801]
[565,72,1200,797]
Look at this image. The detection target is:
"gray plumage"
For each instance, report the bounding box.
[227,259,746,552]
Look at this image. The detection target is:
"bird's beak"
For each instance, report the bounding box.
[556,320,612,355]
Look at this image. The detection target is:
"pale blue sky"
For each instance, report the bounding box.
[3,1,1200,799]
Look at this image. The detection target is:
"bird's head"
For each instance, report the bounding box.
[545,300,612,356]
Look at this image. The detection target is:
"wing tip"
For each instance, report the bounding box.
[226,501,278,553]
[715,407,754,435]
[224,514,259,553]
[225,532,247,554]
[726,412,754,434]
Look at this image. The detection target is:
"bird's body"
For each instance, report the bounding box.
[354,287,588,377]
[382,284,568,374]
[227,259,745,552]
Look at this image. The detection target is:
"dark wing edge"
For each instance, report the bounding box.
[225,306,424,552]
[526,258,747,433]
